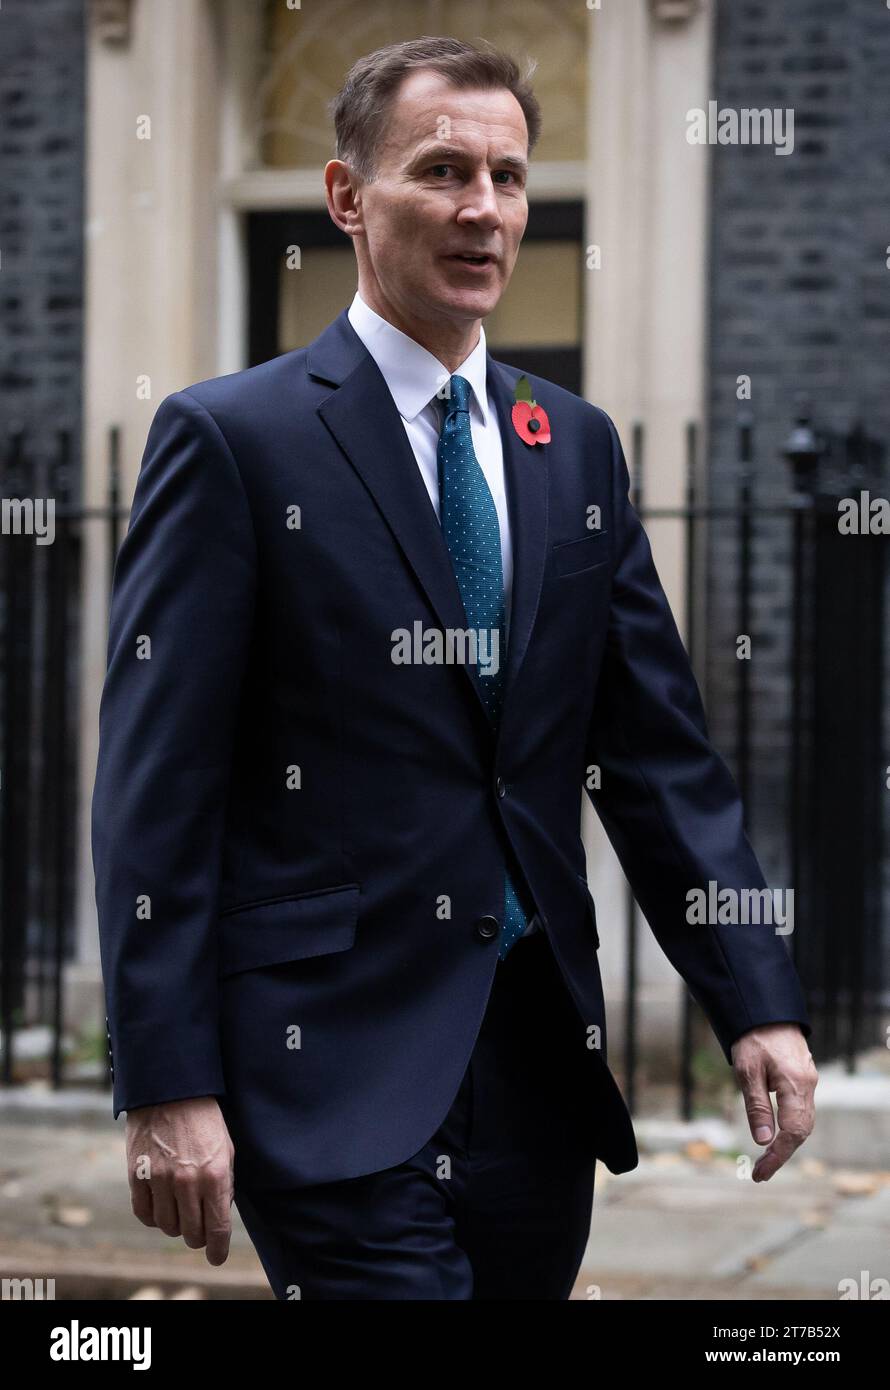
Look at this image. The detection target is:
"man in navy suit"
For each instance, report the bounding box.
[92,37,817,1300]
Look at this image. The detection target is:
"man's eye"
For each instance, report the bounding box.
[427,164,520,185]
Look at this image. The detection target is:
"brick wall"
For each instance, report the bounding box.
[0,0,86,960]
[705,0,890,906]
[0,0,85,491]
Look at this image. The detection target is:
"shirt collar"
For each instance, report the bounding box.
[347,289,491,427]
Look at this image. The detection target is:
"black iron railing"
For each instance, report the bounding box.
[0,411,886,1118]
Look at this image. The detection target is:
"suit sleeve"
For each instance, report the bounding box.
[91,390,257,1118]
[583,409,812,1064]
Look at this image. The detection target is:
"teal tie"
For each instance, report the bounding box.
[436,373,533,959]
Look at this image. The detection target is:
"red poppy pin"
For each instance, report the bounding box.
[511,375,551,445]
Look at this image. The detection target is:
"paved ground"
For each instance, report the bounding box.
[576,1149,890,1301]
[1,1104,887,1300]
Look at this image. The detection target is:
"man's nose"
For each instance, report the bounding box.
[457,175,504,227]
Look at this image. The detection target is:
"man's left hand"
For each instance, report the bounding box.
[731,1023,818,1181]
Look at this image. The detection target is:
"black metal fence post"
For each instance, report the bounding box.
[48,430,74,1090]
[100,424,124,1095]
[678,422,701,1121]
[736,408,754,812]
[1,428,35,1087]
[622,421,645,1116]
[782,407,822,979]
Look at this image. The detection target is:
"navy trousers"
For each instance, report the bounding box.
[233,928,601,1300]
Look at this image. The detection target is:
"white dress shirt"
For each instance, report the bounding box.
[346,289,539,938]
[347,290,514,641]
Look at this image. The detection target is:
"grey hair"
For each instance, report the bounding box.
[328,35,542,184]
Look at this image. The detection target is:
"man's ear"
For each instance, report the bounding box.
[324,159,363,239]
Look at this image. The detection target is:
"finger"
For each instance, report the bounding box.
[130,1171,155,1227]
[150,1181,182,1238]
[202,1178,232,1266]
[753,1067,815,1182]
[738,1065,776,1146]
[175,1177,206,1250]
[752,1126,800,1182]
[774,1062,816,1144]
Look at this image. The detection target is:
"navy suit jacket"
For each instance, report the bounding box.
[91,305,812,1186]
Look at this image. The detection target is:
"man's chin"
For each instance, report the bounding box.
[431,285,500,321]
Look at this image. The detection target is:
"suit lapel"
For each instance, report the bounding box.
[488,356,549,735]
[308,309,549,736]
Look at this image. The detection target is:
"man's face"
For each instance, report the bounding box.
[352,70,529,328]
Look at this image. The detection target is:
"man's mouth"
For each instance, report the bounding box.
[447,253,495,267]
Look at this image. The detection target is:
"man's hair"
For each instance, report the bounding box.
[328,36,542,184]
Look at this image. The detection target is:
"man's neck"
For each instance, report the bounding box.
[356,284,480,373]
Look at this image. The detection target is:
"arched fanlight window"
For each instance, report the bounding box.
[251,0,588,171]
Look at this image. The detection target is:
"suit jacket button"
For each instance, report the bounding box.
[495,776,506,798]
[474,915,500,942]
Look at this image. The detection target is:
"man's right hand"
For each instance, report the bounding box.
[125,1096,235,1265]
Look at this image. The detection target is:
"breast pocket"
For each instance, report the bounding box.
[551,529,611,578]
[217,882,360,977]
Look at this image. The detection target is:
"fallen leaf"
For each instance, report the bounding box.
[833,1172,880,1197]
[53,1205,93,1228]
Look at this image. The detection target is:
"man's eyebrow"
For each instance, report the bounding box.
[409,144,528,175]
